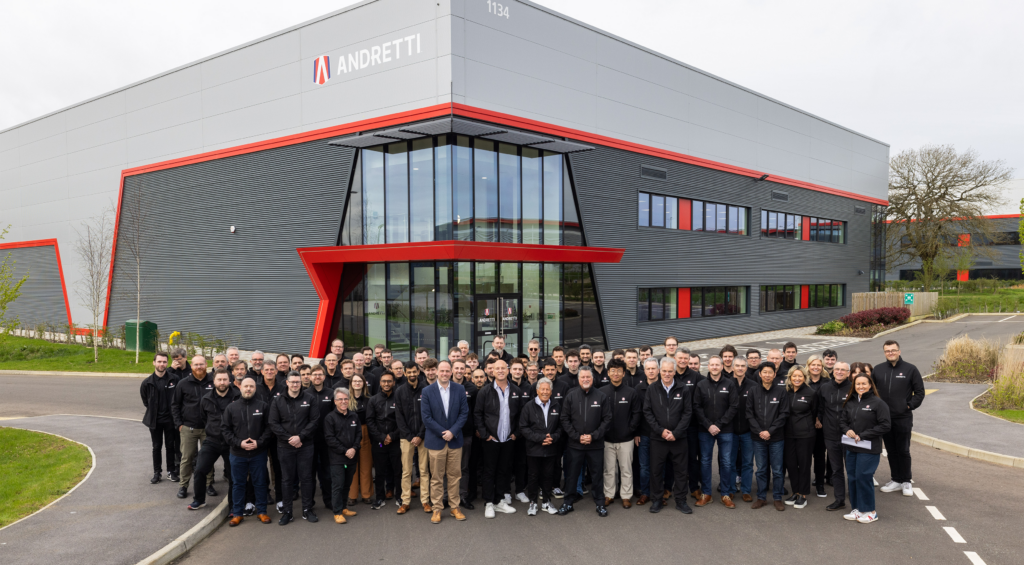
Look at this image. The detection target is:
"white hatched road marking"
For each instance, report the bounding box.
[997,316,1016,322]
[914,488,929,500]
[944,527,967,543]
[964,552,987,565]
[925,506,946,520]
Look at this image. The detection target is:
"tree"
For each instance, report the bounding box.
[885,145,1014,290]
[0,225,30,344]
[115,177,152,364]
[74,203,115,363]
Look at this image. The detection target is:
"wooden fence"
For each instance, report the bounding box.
[851,292,938,317]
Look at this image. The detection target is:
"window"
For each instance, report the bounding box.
[759,284,845,312]
[638,192,747,235]
[637,286,747,322]
[761,210,844,243]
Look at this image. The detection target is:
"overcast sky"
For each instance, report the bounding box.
[2,0,1021,179]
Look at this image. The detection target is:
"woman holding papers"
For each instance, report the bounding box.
[839,374,891,524]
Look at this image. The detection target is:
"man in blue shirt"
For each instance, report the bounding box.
[421,360,470,524]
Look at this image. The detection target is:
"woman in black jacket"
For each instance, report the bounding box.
[806,355,831,496]
[840,374,891,524]
[783,366,817,509]
[324,387,362,524]
[519,377,563,516]
[346,374,374,506]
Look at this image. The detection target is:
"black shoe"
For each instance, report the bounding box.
[371,500,385,510]
[676,501,693,515]
[816,485,827,498]
[347,498,358,507]
[459,500,475,510]
[595,505,608,517]
[187,500,205,510]
[784,487,790,496]
[279,513,293,526]
[303,509,318,523]
[169,473,180,482]
[784,494,799,505]
[649,500,663,514]
[151,472,162,484]
[825,500,847,511]
[557,503,574,515]
[207,485,217,497]
[177,487,188,499]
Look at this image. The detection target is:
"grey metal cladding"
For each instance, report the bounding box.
[375,128,422,140]
[398,119,455,136]
[568,144,872,349]
[329,134,396,148]
[450,119,507,137]
[107,141,356,353]
[3,245,68,327]
[480,131,555,146]
[529,140,594,154]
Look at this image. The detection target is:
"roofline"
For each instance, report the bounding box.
[2,0,889,149]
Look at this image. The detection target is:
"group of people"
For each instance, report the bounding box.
[140,334,925,527]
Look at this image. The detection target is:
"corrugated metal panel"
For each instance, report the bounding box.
[569,144,872,348]
[3,245,68,327]
[108,141,356,352]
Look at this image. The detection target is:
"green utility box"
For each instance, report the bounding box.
[126,320,158,352]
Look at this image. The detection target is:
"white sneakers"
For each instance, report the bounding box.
[503,493,512,506]
[516,492,530,504]
[494,500,517,514]
[902,482,914,497]
[527,502,538,516]
[880,480,902,493]
[541,502,558,515]
[484,503,496,519]
[552,488,565,499]
[857,511,878,524]
[276,501,284,514]
[843,509,862,521]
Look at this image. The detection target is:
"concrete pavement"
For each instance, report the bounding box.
[0,415,223,565]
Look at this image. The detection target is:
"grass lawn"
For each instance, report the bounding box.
[0,427,92,527]
[980,408,1024,425]
[937,287,1024,313]
[0,335,152,374]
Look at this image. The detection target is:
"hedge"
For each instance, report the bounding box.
[838,307,911,329]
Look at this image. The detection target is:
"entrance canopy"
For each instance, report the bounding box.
[297,240,624,357]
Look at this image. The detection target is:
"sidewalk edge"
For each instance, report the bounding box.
[911,431,1024,469]
[136,496,229,565]
[0,369,148,378]
[870,319,924,339]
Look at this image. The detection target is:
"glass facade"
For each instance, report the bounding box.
[341,135,580,247]
[335,262,606,361]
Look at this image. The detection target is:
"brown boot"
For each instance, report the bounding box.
[431,510,441,524]
[229,516,244,527]
[751,499,767,509]
[741,494,752,503]
[691,489,703,500]
[341,509,357,517]
[257,514,271,524]
[721,495,735,509]
[622,498,632,509]
[694,494,713,507]
[423,502,433,513]
[604,497,613,506]
[412,479,420,488]
[333,514,346,524]
[450,507,467,521]
[397,504,410,514]
[635,494,650,506]
[774,500,785,511]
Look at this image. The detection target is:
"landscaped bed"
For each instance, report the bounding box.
[816,306,912,338]
[0,335,150,373]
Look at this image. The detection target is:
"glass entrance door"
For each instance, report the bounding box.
[476,294,520,357]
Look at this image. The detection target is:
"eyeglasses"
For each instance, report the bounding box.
[528,347,539,351]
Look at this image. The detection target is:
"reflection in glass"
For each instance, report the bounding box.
[434,142,452,240]
[474,139,498,243]
[409,139,434,242]
[543,152,562,245]
[499,144,521,244]
[363,147,385,244]
[522,148,543,244]
[454,136,473,241]
[639,193,650,227]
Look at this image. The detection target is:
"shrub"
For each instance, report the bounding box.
[817,320,846,335]
[987,346,1024,409]
[931,335,1001,383]
[839,307,911,330]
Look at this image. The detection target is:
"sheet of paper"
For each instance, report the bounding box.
[841,435,871,449]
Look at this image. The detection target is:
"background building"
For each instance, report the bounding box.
[0,0,890,358]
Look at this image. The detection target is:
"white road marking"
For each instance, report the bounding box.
[944,527,967,543]
[925,506,946,520]
[914,488,929,500]
[873,478,879,486]
[997,316,1016,322]
[882,449,888,457]
[964,552,987,565]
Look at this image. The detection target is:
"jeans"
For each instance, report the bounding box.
[846,451,880,512]
[149,421,179,474]
[637,436,651,496]
[731,432,754,495]
[230,451,268,516]
[753,439,785,501]
[698,431,735,497]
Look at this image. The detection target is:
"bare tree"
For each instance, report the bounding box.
[115,177,152,364]
[0,225,30,343]
[74,203,115,363]
[885,145,1014,290]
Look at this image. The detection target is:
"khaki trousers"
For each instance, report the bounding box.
[178,427,214,489]
[603,440,635,500]
[400,439,430,505]
[348,425,374,501]
[428,445,463,508]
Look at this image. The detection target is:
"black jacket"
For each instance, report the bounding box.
[395,379,426,441]
[474,381,524,442]
[785,384,819,439]
[817,378,853,441]
[529,377,570,404]
[731,376,757,435]
[634,380,660,436]
[366,390,399,446]
[598,382,642,443]
[778,359,797,381]
[351,393,370,425]
[643,379,693,442]
[456,379,478,436]
[840,391,892,454]
[222,396,272,457]
[873,357,925,420]
[747,383,790,442]
[693,375,740,434]
[560,385,612,450]
[306,385,336,439]
[199,387,240,445]
[519,398,564,457]
[623,367,643,390]
[140,372,178,429]
[323,409,362,465]
[168,362,192,381]
[269,391,321,446]
[676,369,704,397]
[592,365,611,387]
[256,379,287,406]
[245,367,263,384]
[171,373,214,429]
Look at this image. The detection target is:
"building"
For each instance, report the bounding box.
[0,0,890,359]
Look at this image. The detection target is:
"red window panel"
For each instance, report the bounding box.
[678,287,691,318]
[802,216,810,241]
[679,199,692,230]
[801,285,810,309]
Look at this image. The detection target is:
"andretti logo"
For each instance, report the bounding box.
[313,55,331,85]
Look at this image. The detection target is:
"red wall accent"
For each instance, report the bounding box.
[679,199,692,230]
[678,288,691,318]
[0,238,72,327]
[801,216,810,241]
[801,285,810,309]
